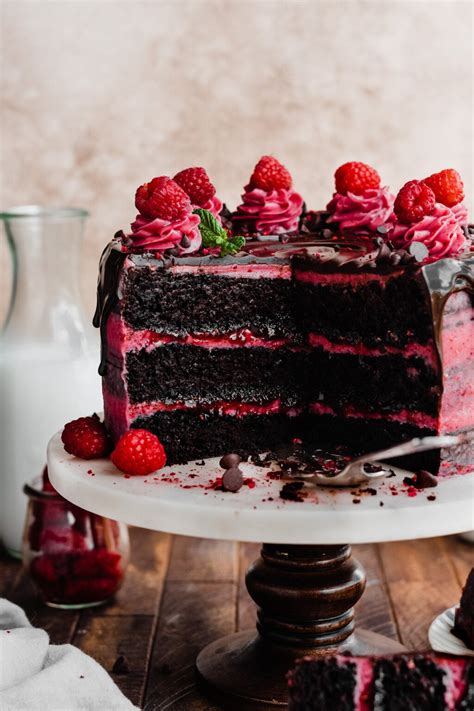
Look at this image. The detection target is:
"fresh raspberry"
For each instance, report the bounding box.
[73,549,122,578]
[111,429,167,476]
[173,166,216,206]
[423,169,464,207]
[39,527,88,554]
[135,176,191,220]
[30,555,58,585]
[394,180,436,224]
[334,162,381,195]
[249,156,292,191]
[61,414,111,460]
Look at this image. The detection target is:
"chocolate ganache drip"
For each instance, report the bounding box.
[422,252,474,362]
[93,235,127,375]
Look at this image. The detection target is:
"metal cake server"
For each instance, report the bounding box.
[286,434,466,488]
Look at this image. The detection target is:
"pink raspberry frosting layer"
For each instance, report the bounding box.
[129,212,201,255]
[390,203,467,261]
[233,186,304,234]
[326,187,396,235]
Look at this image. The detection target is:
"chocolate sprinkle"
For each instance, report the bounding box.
[222,467,243,492]
[415,469,439,488]
[219,453,242,470]
[363,463,384,473]
[280,481,305,502]
[404,469,438,489]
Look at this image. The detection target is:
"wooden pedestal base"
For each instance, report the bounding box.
[196,544,406,709]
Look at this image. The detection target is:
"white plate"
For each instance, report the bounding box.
[47,431,474,545]
[428,605,474,657]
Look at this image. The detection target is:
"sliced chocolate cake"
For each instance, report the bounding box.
[453,568,474,651]
[94,160,474,468]
[287,653,474,710]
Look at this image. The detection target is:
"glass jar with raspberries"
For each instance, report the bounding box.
[22,470,130,609]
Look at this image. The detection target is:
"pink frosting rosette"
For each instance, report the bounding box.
[129,212,201,255]
[233,187,304,235]
[198,194,223,222]
[326,187,396,235]
[451,202,469,227]
[390,203,467,261]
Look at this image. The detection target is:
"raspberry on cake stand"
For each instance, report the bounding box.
[47,431,474,709]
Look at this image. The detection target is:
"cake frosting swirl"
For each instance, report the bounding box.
[233,186,304,235]
[129,212,201,255]
[390,203,467,261]
[326,186,396,235]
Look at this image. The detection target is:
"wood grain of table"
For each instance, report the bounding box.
[1,530,472,710]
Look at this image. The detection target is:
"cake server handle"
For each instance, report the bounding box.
[351,435,468,472]
[348,433,466,470]
[311,433,468,487]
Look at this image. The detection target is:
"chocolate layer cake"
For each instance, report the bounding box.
[288,653,474,710]
[93,160,474,468]
[95,235,473,467]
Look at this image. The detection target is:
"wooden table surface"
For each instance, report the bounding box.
[1,530,472,710]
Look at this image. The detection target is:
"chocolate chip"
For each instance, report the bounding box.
[280,481,305,501]
[222,467,243,492]
[414,469,438,489]
[180,235,191,248]
[219,453,241,470]
[363,463,383,473]
[409,241,429,262]
[112,656,130,675]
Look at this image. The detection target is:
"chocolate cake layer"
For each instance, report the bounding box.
[372,656,447,710]
[121,268,298,338]
[294,263,434,348]
[288,654,474,711]
[124,344,439,415]
[308,350,440,415]
[125,345,307,405]
[132,410,303,464]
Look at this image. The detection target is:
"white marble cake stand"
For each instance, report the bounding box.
[48,432,474,709]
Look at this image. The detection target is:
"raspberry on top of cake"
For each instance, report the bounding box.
[93,160,473,470]
[231,155,305,237]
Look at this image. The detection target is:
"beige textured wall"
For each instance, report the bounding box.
[1,0,472,318]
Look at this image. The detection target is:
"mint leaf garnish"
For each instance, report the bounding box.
[194,209,244,257]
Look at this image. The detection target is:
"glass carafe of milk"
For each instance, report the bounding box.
[0,206,102,557]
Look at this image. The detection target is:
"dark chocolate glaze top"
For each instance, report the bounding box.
[93,229,474,374]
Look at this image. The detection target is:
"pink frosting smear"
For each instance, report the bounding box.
[326,187,396,235]
[390,203,467,261]
[233,187,304,234]
[129,212,201,255]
